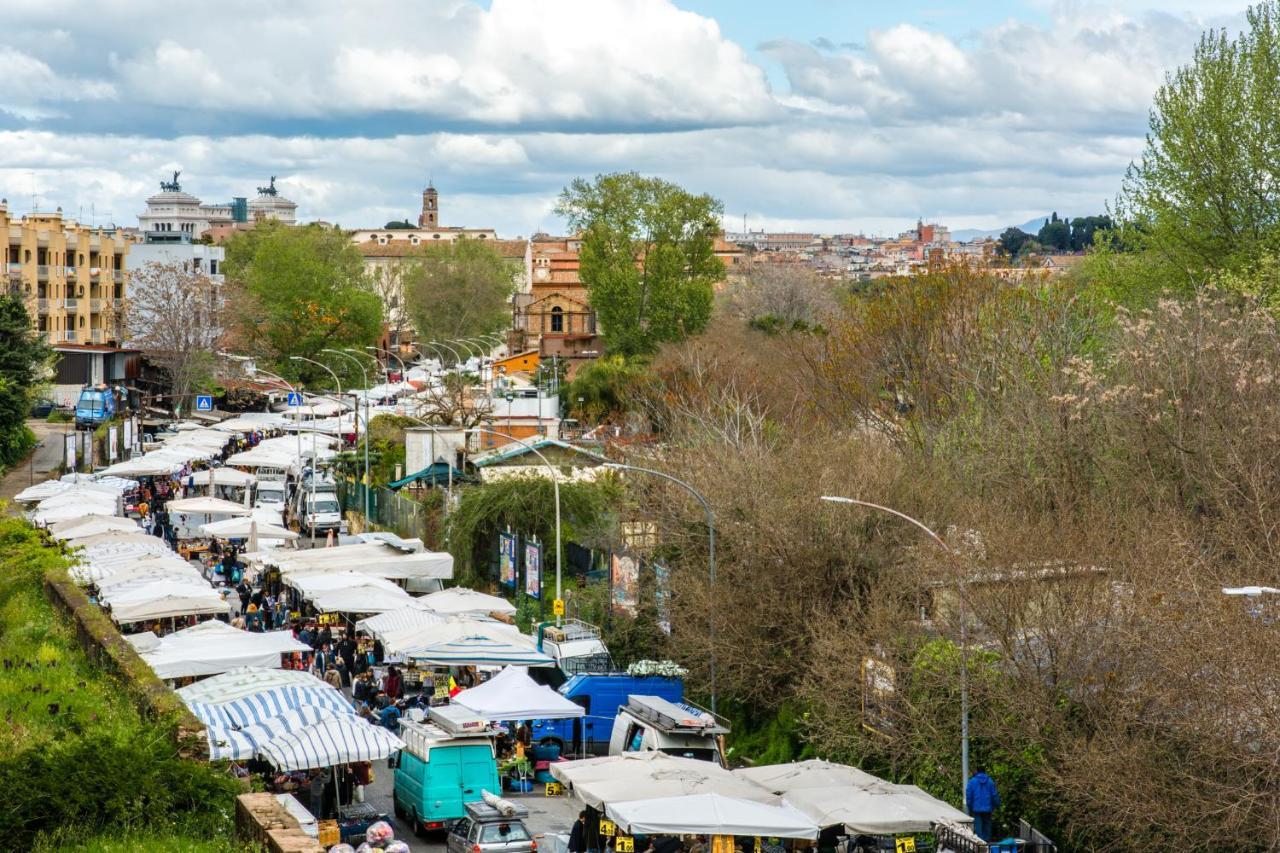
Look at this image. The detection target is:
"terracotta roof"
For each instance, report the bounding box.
[356,238,528,259]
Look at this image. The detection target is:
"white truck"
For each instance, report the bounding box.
[607,694,730,766]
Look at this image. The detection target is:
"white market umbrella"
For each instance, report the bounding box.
[102,580,229,623]
[606,794,819,840]
[130,620,311,679]
[260,715,404,771]
[453,666,584,720]
[51,517,141,540]
[419,587,517,616]
[177,667,325,704]
[551,752,776,811]
[188,468,257,488]
[33,503,118,525]
[167,496,254,515]
[401,623,554,668]
[202,516,299,541]
[206,705,353,762]
[355,604,445,641]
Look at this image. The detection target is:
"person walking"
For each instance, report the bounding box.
[965,766,1001,842]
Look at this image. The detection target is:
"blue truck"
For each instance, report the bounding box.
[530,672,684,756]
[74,384,119,429]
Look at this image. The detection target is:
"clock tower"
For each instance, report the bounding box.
[418,182,439,229]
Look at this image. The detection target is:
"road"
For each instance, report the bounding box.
[0,419,73,504]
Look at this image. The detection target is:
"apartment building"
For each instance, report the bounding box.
[2,201,130,346]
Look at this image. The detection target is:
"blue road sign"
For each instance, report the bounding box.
[286,391,304,407]
[195,395,213,411]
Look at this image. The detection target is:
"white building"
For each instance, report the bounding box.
[137,172,237,239]
[246,177,298,225]
[128,235,226,281]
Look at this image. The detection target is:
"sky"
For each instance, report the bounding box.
[0,0,1255,238]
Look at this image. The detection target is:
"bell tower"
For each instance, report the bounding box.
[419,182,439,229]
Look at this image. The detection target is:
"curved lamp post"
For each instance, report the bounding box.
[322,349,372,521]
[820,494,969,801]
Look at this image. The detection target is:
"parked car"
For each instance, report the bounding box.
[30,399,55,418]
[447,800,535,853]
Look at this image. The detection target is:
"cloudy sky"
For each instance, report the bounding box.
[0,0,1253,237]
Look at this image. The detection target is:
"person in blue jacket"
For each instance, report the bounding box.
[965,766,1001,841]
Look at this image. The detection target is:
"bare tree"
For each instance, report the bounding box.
[122,261,225,411]
[726,264,840,328]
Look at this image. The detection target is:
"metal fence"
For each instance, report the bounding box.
[338,479,432,543]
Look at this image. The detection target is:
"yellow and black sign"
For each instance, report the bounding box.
[544,781,564,797]
[553,598,565,617]
[317,612,341,626]
[616,836,634,852]
[754,838,762,853]
[894,838,916,853]
[599,819,616,837]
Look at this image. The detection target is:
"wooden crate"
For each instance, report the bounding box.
[317,819,340,847]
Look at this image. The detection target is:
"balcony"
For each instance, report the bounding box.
[89,267,101,279]
[90,298,104,312]
[36,299,49,313]
[65,266,77,278]
[64,298,78,311]
[113,271,124,283]
[62,330,76,342]
[36,265,49,281]
[113,298,124,311]
[89,330,105,344]
[7,263,20,277]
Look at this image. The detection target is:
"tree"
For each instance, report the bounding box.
[1113,2,1280,292]
[0,296,49,466]
[122,261,224,411]
[402,238,515,356]
[997,227,1031,258]
[727,265,839,332]
[1037,213,1072,252]
[557,173,725,356]
[1069,215,1112,251]
[223,222,383,386]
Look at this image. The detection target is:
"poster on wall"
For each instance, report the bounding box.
[524,540,542,599]
[654,562,671,635]
[499,531,517,588]
[611,553,639,615]
[123,418,134,455]
[64,434,77,472]
[107,426,119,462]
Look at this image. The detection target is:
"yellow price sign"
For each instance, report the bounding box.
[545,781,564,797]
[599,819,616,837]
[895,838,916,853]
[553,598,565,617]
[754,839,762,853]
[616,837,634,852]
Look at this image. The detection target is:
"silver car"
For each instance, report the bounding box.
[448,801,536,853]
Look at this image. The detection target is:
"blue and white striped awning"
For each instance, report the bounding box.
[189,685,353,728]
[206,705,353,762]
[260,716,406,771]
[402,634,555,667]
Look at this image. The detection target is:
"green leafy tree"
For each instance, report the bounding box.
[1069,215,1113,251]
[0,296,50,467]
[563,354,652,424]
[1110,2,1280,295]
[557,172,725,356]
[997,227,1031,258]
[223,222,383,386]
[402,237,515,357]
[1037,213,1072,252]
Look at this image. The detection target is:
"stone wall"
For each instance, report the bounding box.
[236,793,326,853]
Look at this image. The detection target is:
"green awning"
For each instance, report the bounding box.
[389,462,471,489]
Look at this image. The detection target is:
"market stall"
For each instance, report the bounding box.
[399,620,553,667]
[452,666,585,720]
[551,752,777,810]
[605,793,818,839]
[99,579,229,623]
[126,620,311,679]
[177,666,321,704]
[188,684,353,728]
[205,705,353,761]
[417,587,517,616]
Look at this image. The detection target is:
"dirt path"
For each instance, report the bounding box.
[0,419,73,504]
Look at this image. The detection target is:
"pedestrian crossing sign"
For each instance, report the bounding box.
[287,391,304,406]
[195,395,213,411]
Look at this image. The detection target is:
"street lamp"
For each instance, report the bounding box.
[290,356,349,544]
[819,494,970,800]
[604,462,718,716]
[250,367,304,529]
[430,340,464,368]
[368,345,407,378]
[323,348,372,522]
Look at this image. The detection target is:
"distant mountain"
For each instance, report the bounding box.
[951,216,1051,243]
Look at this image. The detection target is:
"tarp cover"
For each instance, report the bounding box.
[205,705,352,761]
[453,666,585,720]
[102,580,229,623]
[355,604,444,641]
[130,620,310,679]
[177,667,322,704]
[259,715,405,771]
[188,685,353,728]
[550,752,777,810]
[400,621,552,667]
[202,517,299,540]
[50,516,140,539]
[166,496,254,515]
[419,587,516,616]
[605,794,818,839]
[734,760,972,834]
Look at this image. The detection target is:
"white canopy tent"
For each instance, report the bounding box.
[550,752,778,810]
[418,587,516,616]
[452,666,585,720]
[49,515,140,540]
[265,542,454,582]
[64,530,161,549]
[309,586,417,614]
[205,705,353,762]
[126,620,311,679]
[354,605,444,641]
[187,468,257,488]
[605,794,819,840]
[32,503,119,525]
[215,415,290,433]
[101,580,229,623]
[167,496,255,515]
[188,685,354,727]
[734,760,973,835]
[15,478,122,503]
[202,517,300,541]
[401,621,554,668]
[259,716,405,771]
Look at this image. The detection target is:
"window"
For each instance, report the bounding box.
[210,260,218,275]
[480,824,531,843]
[432,233,441,239]
[550,306,563,332]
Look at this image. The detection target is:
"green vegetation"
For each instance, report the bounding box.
[222,221,383,386]
[0,516,239,849]
[563,355,652,423]
[557,172,725,356]
[402,237,516,357]
[46,408,74,424]
[0,295,50,468]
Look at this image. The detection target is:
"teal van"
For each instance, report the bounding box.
[393,706,502,836]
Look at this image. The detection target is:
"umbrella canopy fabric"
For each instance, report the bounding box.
[166,496,254,515]
[551,752,777,811]
[206,705,352,761]
[309,586,417,614]
[419,587,516,616]
[259,715,405,771]
[32,503,118,525]
[101,580,228,623]
[50,516,140,539]
[606,794,819,839]
[268,543,454,582]
[177,667,322,704]
[355,605,444,641]
[188,468,257,487]
[202,517,299,540]
[34,490,118,510]
[453,666,584,720]
[733,760,972,835]
[188,685,353,727]
[129,620,311,679]
[398,620,551,667]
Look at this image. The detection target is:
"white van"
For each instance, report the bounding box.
[607,694,728,766]
[254,480,288,511]
[300,490,344,533]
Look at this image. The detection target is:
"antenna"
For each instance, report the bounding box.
[29,171,37,213]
